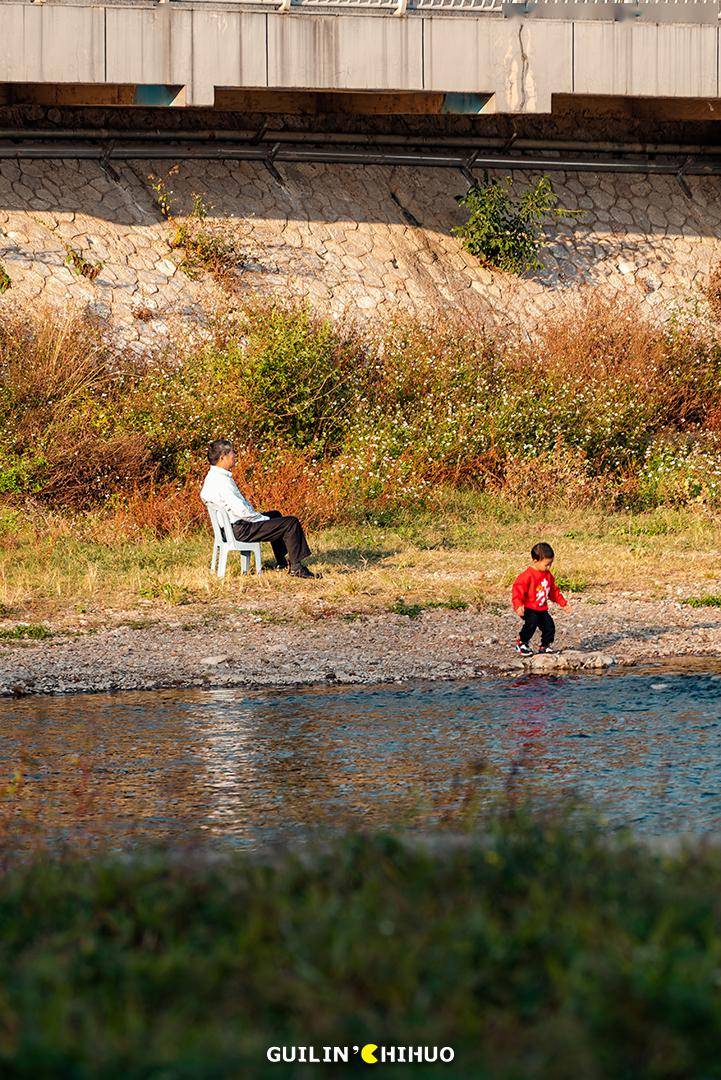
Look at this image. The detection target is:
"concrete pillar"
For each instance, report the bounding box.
[424,17,573,113]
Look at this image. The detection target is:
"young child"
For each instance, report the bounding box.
[511,542,568,656]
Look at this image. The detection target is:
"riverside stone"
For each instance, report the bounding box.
[525,651,616,674]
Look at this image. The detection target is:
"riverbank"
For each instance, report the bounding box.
[2,594,720,696]
[3,503,721,695]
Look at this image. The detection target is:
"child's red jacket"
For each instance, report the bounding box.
[512,567,567,612]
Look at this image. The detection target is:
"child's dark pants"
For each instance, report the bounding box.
[520,609,555,648]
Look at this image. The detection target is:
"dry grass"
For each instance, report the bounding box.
[2,299,721,631]
[535,294,667,386]
[704,261,721,320]
[2,498,720,630]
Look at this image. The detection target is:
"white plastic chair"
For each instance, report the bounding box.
[205,503,263,578]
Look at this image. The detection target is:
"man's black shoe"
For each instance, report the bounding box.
[289,565,322,579]
[274,560,289,571]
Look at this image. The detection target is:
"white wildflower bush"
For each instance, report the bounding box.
[4,297,721,521]
[492,375,667,472]
[638,433,721,509]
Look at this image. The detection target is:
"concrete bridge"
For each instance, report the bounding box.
[2,0,721,113]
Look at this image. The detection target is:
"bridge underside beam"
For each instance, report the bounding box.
[4,84,721,127]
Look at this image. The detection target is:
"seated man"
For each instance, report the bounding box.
[200,439,320,579]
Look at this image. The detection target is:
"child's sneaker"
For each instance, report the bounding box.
[538,645,555,654]
[515,640,533,656]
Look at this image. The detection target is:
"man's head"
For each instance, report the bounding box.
[208,439,236,470]
[530,541,554,570]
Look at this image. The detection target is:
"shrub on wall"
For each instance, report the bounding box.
[452,175,568,275]
[148,178,261,287]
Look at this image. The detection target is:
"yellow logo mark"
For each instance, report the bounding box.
[361,1044,379,1064]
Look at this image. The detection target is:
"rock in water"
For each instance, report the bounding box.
[525,650,615,673]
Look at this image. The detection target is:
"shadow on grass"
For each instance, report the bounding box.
[315,547,400,568]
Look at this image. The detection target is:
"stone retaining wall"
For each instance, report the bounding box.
[0,157,718,342]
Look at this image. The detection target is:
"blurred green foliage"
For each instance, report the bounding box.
[1,812,721,1076]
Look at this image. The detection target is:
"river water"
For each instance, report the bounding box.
[1,660,721,850]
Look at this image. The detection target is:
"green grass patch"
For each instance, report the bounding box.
[392,597,469,619]
[681,594,721,608]
[555,575,592,594]
[249,609,293,625]
[2,812,721,1075]
[439,596,469,611]
[392,598,425,619]
[138,581,194,606]
[0,623,52,640]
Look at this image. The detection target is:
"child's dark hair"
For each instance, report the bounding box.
[531,542,554,561]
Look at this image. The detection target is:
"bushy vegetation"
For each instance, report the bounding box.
[2,297,721,534]
[453,175,570,274]
[0,811,720,1076]
[170,193,253,283]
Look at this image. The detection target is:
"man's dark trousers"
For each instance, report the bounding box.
[519,608,555,648]
[232,510,311,569]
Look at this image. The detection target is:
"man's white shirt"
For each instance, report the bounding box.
[200,466,269,524]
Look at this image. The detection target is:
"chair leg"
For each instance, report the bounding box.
[254,547,262,576]
[210,544,219,573]
[217,547,228,579]
[240,553,250,575]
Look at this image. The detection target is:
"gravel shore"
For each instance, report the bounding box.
[1,596,721,696]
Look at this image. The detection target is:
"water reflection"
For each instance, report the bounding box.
[1,664,721,851]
